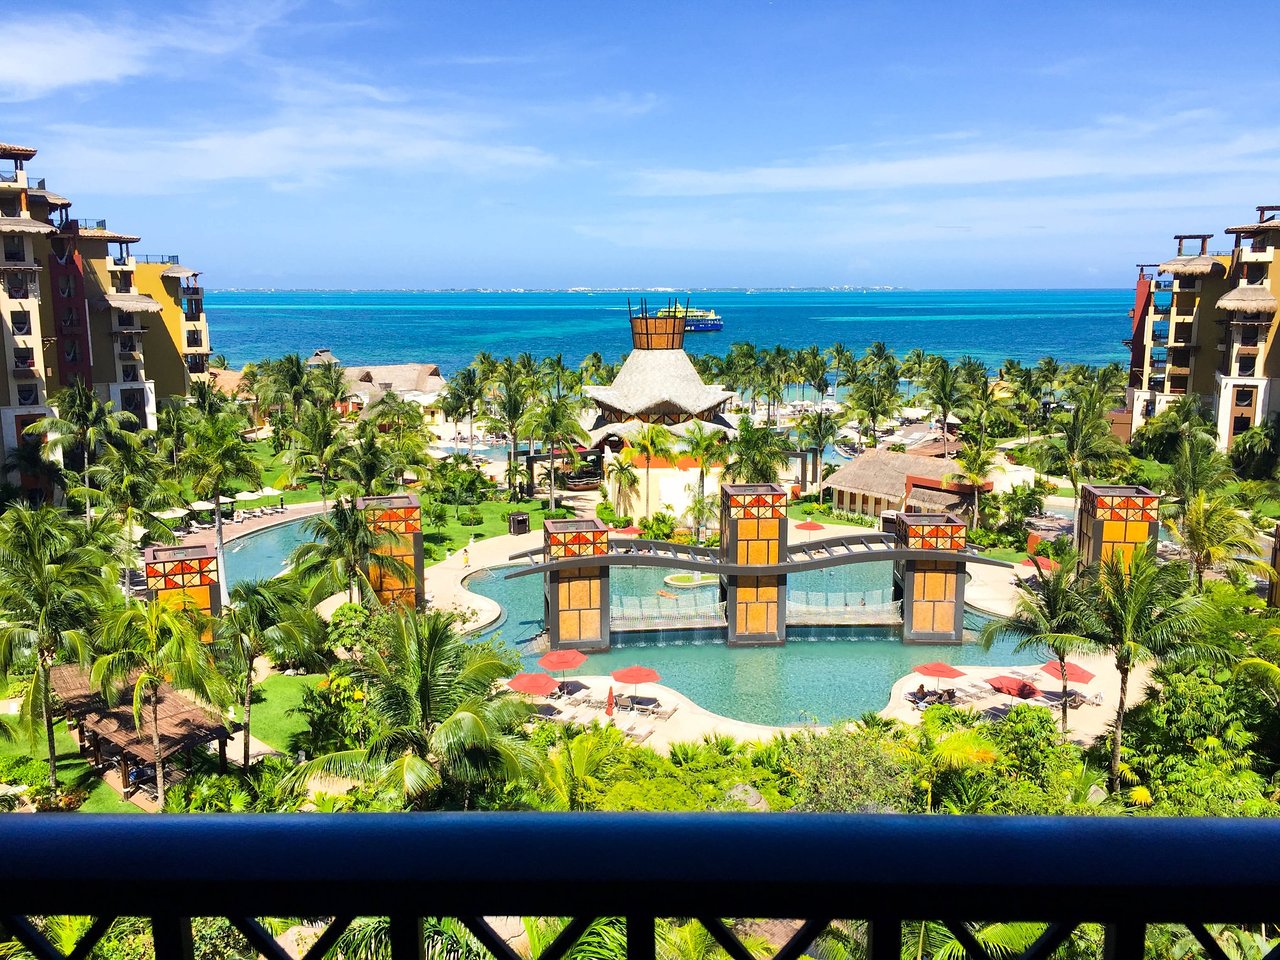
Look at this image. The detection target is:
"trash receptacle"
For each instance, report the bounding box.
[508,511,530,536]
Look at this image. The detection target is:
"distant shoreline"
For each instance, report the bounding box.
[204,286,1129,295]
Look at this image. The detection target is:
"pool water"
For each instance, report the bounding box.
[465,563,1035,725]
[223,518,316,586]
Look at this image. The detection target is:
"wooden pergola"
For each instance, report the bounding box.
[49,664,235,798]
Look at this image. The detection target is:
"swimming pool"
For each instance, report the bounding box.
[464,563,1035,725]
[222,517,316,586]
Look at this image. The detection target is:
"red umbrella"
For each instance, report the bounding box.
[612,665,660,685]
[1020,556,1060,573]
[605,686,615,718]
[986,675,1042,699]
[915,662,965,680]
[796,519,825,541]
[1040,660,1095,684]
[539,649,588,672]
[506,672,560,697]
[615,525,642,536]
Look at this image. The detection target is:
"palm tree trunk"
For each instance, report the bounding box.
[243,671,254,771]
[696,468,706,541]
[213,496,230,606]
[42,662,58,788]
[151,694,166,807]
[547,435,557,510]
[1108,666,1130,792]
[509,435,518,501]
[645,463,652,518]
[1058,657,1070,739]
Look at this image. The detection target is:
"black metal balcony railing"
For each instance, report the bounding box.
[138,254,180,264]
[73,218,107,230]
[3,816,1280,960]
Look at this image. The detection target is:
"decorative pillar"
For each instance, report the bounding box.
[143,544,221,619]
[357,494,424,608]
[720,484,788,646]
[1076,485,1159,567]
[894,513,968,644]
[543,518,610,651]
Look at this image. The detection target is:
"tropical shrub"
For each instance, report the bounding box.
[639,511,677,541]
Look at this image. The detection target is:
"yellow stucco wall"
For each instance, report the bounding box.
[133,264,190,400]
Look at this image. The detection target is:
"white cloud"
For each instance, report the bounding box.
[0,3,293,102]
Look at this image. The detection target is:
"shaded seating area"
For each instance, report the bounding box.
[49,664,237,803]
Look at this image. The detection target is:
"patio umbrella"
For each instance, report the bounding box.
[914,661,965,691]
[615,525,642,536]
[234,491,261,503]
[1040,660,1095,684]
[986,675,1042,701]
[156,507,189,522]
[539,649,588,672]
[612,665,660,697]
[188,499,217,511]
[256,486,283,497]
[506,672,560,697]
[1020,556,1060,574]
[796,519,824,542]
[605,686,615,718]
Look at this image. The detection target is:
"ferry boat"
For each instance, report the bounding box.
[653,298,723,332]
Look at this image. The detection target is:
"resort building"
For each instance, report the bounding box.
[1122,207,1280,448]
[0,138,212,472]
[820,448,988,519]
[344,363,448,424]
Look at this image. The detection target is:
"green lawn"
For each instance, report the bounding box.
[250,673,321,754]
[980,547,1030,564]
[786,502,877,527]
[422,498,551,562]
[1,715,142,813]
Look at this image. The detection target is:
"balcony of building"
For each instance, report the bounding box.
[2,235,28,264]
[137,254,180,264]
[111,313,148,335]
[3,815,1280,960]
[0,166,26,189]
[72,218,108,231]
[2,271,39,302]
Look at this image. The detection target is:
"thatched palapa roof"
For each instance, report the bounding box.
[75,227,142,244]
[584,349,734,420]
[583,412,736,448]
[1217,285,1278,315]
[306,348,340,366]
[1158,255,1226,277]
[25,188,70,209]
[92,292,163,314]
[0,216,55,235]
[161,264,198,279]
[821,447,970,512]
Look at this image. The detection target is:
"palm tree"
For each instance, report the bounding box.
[518,394,588,511]
[1165,490,1271,590]
[898,706,998,810]
[447,367,483,456]
[630,423,674,519]
[825,343,856,399]
[946,439,1000,526]
[679,422,725,539]
[980,551,1095,736]
[899,348,928,399]
[537,725,623,811]
[218,578,311,770]
[83,440,184,552]
[918,359,968,458]
[93,595,230,806]
[812,919,1040,960]
[481,360,529,500]
[179,409,261,606]
[722,416,793,484]
[1036,394,1128,534]
[26,381,137,521]
[1077,546,1217,791]
[256,353,312,422]
[292,609,532,808]
[155,401,192,468]
[335,426,392,498]
[284,403,347,507]
[288,498,413,604]
[797,409,839,463]
[0,505,109,788]
[605,454,640,518]
[308,360,351,409]
[845,376,903,444]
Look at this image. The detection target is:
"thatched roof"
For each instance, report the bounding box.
[75,227,142,244]
[160,264,198,278]
[92,292,163,314]
[1158,255,1226,277]
[822,448,955,499]
[26,188,70,209]
[209,367,247,398]
[1217,285,1278,315]
[584,349,734,419]
[583,411,736,448]
[306,348,340,366]
[0,143,37,161]
[906,487,967,511]
[0,216,55,235]
[346,364,447,411]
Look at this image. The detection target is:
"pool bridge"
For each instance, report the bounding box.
[508,485,1012,650]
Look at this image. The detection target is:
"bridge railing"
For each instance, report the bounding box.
[2,815,1279,960]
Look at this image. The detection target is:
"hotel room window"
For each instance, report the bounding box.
[3,236,24,262]
[11,311,30,336]
[58,274,74,297]
[1236,388,1254,407]
[1238,355,1257,377]
[16,385,37,406]
[64,341,78,363]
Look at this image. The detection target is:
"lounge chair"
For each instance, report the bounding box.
[653,704,679,720]
[530,703,562,720]
[1085,691,1104,707]
[628,726,654,744]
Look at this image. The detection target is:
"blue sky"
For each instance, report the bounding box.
[4,1,1278,289]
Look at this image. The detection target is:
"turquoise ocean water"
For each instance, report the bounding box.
[206,289,1128,374]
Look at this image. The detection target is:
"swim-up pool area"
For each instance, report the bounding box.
[464,563,1036,725]
[222,517,315,586]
